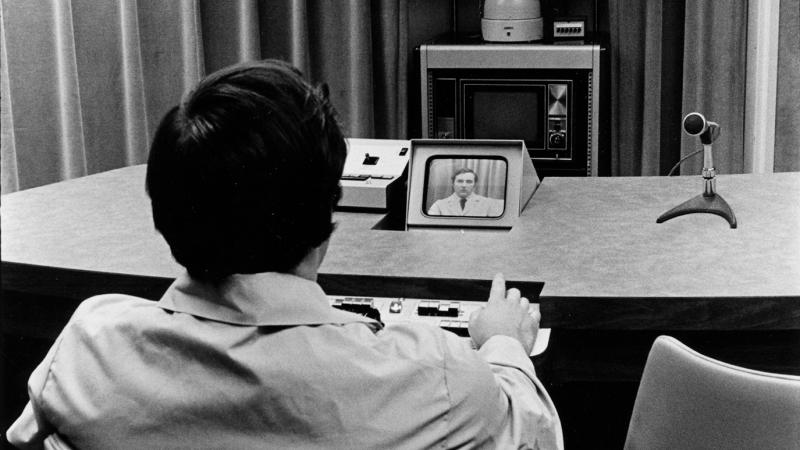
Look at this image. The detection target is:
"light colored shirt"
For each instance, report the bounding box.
[428,193,505,217]
[7,272,562,449]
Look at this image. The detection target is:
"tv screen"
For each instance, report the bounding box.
[470,89,541,144]
[423,157,507,218]
[405,139,539,231]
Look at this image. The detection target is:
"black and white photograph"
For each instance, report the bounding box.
[2,1,798,449]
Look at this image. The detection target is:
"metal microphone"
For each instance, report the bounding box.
[682,112,721,195]
[657,112,736,228]
[683,112,720,145]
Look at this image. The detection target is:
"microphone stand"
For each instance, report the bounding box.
[656,128,737,228]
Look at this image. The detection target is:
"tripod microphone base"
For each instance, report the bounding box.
[657,193,737,228]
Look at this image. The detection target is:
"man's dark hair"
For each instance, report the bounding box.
[452,167,478,184]
[146,59,346,281]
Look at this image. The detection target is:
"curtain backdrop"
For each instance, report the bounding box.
[608,0,798,176]
[775,0,800,172]
[2,1,797,193]
[1,0,407,193]
[680,0,748,175]
[609,0,747,176]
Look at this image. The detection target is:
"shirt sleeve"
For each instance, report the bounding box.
[6,334,63,449]
[478,335,563,449]
[5,296,105,449]
[441,333,564,449]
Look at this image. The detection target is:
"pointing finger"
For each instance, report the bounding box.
[489,273,506,303]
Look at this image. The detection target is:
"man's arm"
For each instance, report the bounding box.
[6,334,62,449]
[465,274,563,448]
[476,335,563,449]
[7,401,52,449]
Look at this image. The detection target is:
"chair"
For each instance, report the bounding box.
[624,335,800,450]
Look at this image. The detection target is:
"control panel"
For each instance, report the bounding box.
[338,138,410,211]
[552,19,586,39]
[547,84,568,151]
[329,295,550,356]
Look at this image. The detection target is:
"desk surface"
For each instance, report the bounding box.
[3,165,799,329]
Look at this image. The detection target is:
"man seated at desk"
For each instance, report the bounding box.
[6,60,562,449]
[428,167,504,217]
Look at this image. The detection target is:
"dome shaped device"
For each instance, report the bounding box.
[481,0,543,42]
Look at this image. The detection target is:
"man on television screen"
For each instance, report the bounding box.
[428,167,504,217]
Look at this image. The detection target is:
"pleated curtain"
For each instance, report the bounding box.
[1,0,797,193]
[1,0,407,193]
[774,0,800,171]
[609,0,749,176]
[608,0,798,176]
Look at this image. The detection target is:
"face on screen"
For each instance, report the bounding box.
[453,172,476,199]
[425,158,507,218]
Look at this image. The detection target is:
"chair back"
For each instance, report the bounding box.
[624,335,800,449]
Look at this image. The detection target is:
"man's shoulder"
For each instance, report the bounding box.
[76,293,157,314]
[436,193,458,203]
[471,193,488,201]
[429,195,457,214]
[68,294,163,334]
[470,194,503,212]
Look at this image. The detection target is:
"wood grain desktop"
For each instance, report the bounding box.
[2,165,799,334]
[4,165,799,446]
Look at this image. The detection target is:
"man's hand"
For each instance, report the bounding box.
[468,273,540,355]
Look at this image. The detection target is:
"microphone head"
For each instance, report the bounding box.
[683,112,707,135]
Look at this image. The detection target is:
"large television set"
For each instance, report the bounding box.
[406,139,539,230]
[418,36,608,177]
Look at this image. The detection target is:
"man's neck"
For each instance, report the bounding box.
[290,240,330,282]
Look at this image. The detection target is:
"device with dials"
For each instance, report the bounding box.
[338,138,410,211]
[328,295,550,357]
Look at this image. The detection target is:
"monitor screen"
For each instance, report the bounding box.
[423,157,507,218]
[470,89,541,144]
[405,139,539,230]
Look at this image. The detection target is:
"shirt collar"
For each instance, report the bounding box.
[157,271,382,329]
[451,193,473,200]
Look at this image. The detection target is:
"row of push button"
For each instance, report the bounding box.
[556,26,583,35]
[332,298,462,319]
[330,297,470,337]
[417,301,460,317]
[331,297,382,321]
[341,174,395,181]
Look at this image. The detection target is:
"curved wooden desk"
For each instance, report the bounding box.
[3,165,800,334]
[0,166,800,330]
[4,165,799,445]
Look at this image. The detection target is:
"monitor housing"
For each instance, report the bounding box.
[418,37,608,177]
[406,139,539,230]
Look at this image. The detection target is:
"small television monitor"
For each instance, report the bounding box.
[406,139,539,230]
